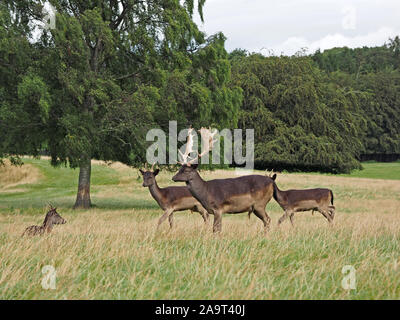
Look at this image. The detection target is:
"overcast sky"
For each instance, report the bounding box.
[193,0,400,55]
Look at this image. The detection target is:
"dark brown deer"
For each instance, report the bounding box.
[172,128,275,233]
[271,174,335,226]
[140,163,209,229]
[22,206,66,236]
[248,171,277,219]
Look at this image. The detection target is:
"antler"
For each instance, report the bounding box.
[185,127,218,165]
[265,169,275,178]
[142,162,156,172]
[196,127,218,160]
[178,127,195,165]
[178,127,218,166]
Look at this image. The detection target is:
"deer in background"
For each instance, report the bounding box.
[140,163,209,229]
[22,205,66,236]
[271,173,335,226]
[172,128,275,233]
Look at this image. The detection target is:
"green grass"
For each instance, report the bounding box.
[342,161,400,180]
[0,158,121,209]
[0,158,399,299]
[286,161,400,181]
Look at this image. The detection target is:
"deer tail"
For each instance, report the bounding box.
[330,190,334,205]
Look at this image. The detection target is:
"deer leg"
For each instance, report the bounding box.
[198,207,209,225]
[328,206,335,220]
[253,207,271,233]
[289,212,295,227]
[168,213,174,229]
[157,209,173,229]
[213,211,223,233]
[317,208,333,224]
[278,210,291,226]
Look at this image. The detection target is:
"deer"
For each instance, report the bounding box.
[140,163,209,229]
[172,127,275,233]
[271,173,335,226]
[248,171,277,220]
[22,205,66,236]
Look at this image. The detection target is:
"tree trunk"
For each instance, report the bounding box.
[73,158,92,209]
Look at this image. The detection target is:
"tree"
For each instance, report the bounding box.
[0,2,49,165]
[231,53,366,173]
[1,0,241,208]
[313,41,400,161]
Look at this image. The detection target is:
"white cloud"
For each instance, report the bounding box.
[194,0,400,55]
[267,27,400,56]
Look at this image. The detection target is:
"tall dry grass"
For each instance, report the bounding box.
[0,163,399,299]
[0,160,41,191]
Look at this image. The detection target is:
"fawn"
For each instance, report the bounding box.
[140,163,209,229]
[22,206,66,236]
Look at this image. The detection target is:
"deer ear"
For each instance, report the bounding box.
[272,174,277,181]
[139,169,145,174]
[154,169,160,176]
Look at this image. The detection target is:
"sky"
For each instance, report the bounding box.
[193,0,400,55]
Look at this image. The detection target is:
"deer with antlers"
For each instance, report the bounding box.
[22,205,66,236]
[172,128,275,233]
[140,163,209,229]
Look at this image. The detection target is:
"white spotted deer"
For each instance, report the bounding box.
[271,173,335,226]
[172,128,275,233]
[140,163,209,229]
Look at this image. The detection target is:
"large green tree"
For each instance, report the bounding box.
[0,2,49,163]
[1,0,241,208]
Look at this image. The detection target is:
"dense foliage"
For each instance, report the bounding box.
[312,40,400,160]
[228,40,400,173]
[230,53,365,173]
[0,0,241,207]
[1,1,399,206]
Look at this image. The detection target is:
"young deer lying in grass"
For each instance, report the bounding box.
[22,206,66,236]
[271,174,335,226]
[140,164,209,229]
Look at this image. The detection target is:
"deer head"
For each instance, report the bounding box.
[139,163,160,187]
[43,207,66,226]
[172,127,217,182]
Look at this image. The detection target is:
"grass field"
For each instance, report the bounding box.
[0,159,399,299]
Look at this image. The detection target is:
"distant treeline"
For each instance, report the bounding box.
[229,38,400,172]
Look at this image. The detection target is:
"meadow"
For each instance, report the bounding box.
[0,158,399,299]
